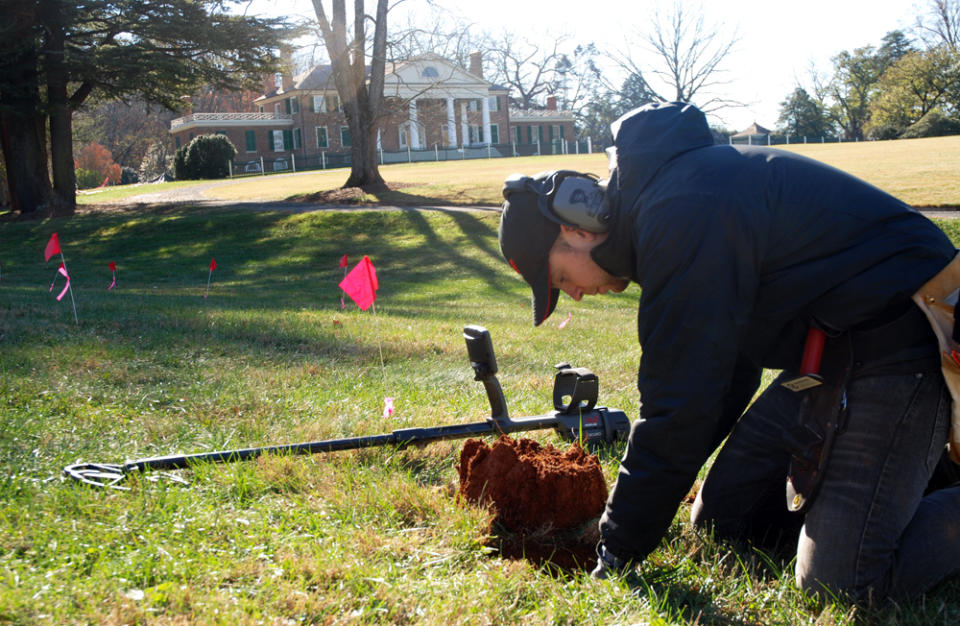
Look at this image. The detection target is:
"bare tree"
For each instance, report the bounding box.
[484,31,569,109]
[311,0,389,189]
[611,1,740,115]
[387,9,489,68]
[915,0,960,52]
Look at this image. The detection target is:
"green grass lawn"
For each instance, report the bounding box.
[80,134,960,210]
[4,204,960,622]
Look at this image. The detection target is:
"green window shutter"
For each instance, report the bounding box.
[293,128,302,149]
[245,130,256,151]
[341,126,352,146]
[490,125,499,144]
[284,99,291,114]
[527,126,532,143]
[316,126,327,148]
[560,126,565,139]
[282,129,293,150]
[548,126,554,141]
[538,126,543,142]
[175,136,181,148]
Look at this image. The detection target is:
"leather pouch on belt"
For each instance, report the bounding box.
[783,334,853,514]
[912,251,960,465]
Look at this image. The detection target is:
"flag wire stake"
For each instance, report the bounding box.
[60,251,79,325]
[371,301,387,388]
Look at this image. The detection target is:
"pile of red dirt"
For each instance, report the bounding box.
[457,436,609,572]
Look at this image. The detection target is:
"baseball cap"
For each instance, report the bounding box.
[499,181,561,326]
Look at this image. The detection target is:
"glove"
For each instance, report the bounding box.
[590,542,631,579]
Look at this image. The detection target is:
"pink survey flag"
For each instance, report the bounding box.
[339,253,349,269]
[558,311,572,329]
[52,264,70,301]
[204,258,217,298]
[108,261,117,290]
[339,255,378,311]
[383,396,394,418]
[44,233,61,262]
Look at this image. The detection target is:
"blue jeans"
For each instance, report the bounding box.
[691,365,960,602]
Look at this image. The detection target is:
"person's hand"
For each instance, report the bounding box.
[590,543,630,579]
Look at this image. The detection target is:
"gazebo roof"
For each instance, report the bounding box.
[732,122,772,137]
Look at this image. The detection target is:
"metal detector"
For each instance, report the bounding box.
[63,325,631,489]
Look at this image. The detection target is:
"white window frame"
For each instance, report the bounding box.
[293,128,302,149]
[313,95,325,113]
[289,97,299,114]
[271,130,284,152]
[316,126,328,148]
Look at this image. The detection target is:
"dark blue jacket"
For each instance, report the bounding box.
[592,102,956,561]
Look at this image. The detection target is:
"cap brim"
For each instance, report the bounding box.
[532,261,560,326]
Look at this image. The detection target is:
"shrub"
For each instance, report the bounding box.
[175,134,237,180]
[74,142,122,185]
[901,109,960,138]
[173,144,189,180]
[121,166,139,185]
[75,168,103,190]
[866,123,902,141]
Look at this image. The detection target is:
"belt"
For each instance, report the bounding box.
[848,301,940,374]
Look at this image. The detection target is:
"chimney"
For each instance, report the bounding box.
[280,44,294,92]
[469,51,483,78]
[546,96,557,110]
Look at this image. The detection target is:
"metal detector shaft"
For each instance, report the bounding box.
[119,410,619,473]
[62,408,628,488]
[62,324,631,488]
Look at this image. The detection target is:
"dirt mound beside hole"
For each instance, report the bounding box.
[458,436,609,573]
[458,436,608,531]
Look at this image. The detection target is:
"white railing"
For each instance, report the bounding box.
[170,112,292,129]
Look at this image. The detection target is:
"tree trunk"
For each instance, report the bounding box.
[0,34,53,216]
[0,107,52,216]
[42,0,76,215]
[313,0,388,190]
[343,89,385,189]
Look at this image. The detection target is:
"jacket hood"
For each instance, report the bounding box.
[609,102,715,194]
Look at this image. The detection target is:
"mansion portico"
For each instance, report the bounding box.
[169,52,578,172]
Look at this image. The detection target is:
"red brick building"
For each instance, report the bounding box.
[169,52,578,172]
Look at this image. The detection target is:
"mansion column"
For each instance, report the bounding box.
[460,102,469,146]
[409,99,421,150]
[481,95,492,145]
[446,97,457,148]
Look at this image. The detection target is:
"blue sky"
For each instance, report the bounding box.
[246,0,921,131]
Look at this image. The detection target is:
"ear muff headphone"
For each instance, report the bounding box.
[502,170,612,233]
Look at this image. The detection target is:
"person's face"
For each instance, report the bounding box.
[548,225,629,301]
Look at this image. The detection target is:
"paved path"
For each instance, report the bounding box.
[88,176,957,218]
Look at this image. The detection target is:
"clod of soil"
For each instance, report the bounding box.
[458,436,608,530]
[458,436,609,572]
